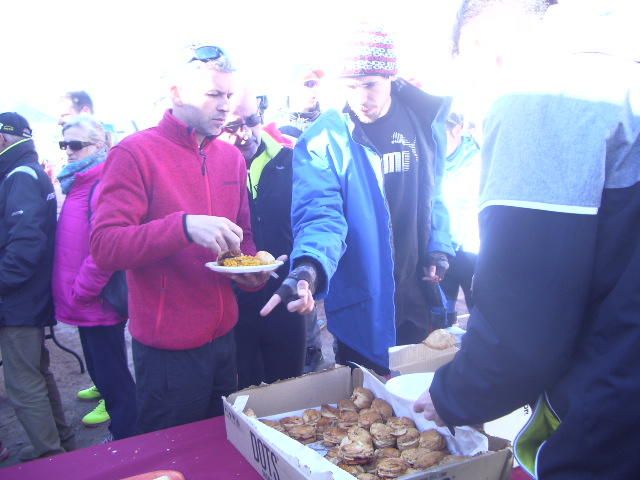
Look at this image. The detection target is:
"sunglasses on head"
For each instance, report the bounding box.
[189,45,225,63]
[59,140,94,151]
[223,113,262,134]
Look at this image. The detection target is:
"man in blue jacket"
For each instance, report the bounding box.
[414,1,640,478]
[262,27,453,372]
[0,113,74,460]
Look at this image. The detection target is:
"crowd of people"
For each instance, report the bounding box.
[1,1,639,478]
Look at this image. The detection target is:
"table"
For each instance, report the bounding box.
[1,416,260,480]
[1,416,528,479]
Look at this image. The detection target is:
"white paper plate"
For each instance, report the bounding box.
[205,260,283,274]
[385,372,435,403]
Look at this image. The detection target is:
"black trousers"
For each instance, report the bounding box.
[234,293,307,390]
[78,323,137,439]
[132,330,236,434]
[440,248,477,313]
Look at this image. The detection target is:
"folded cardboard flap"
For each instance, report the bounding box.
[388,344,457,375]
[227,366,352,417]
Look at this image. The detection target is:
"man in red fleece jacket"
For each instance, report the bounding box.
[91,45,266,433]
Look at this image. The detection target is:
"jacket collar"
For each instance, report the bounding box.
[0,138,38,178]
[247,132,286,199]
[157,109,214,150]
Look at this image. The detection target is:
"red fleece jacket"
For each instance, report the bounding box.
[91,110,256,350]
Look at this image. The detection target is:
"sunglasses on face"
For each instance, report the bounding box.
[59,140,94,151]
[189,45,225,63]
[304,80,319,88]
[223,113,262,134]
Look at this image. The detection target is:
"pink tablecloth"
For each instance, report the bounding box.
[1,416,261,480]
[1,416,528,480]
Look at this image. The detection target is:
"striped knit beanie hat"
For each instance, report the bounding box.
[340,26,398,77]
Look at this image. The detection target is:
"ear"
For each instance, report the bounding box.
[170,85,183,106]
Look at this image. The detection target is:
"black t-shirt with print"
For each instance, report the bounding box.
[359,98,429,342]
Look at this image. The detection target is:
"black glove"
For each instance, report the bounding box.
[427,251,450,280]
[273,262,318,306]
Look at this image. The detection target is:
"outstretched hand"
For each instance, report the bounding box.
[413,390,445,426]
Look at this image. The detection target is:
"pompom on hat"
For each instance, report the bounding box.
[340,26,398,77]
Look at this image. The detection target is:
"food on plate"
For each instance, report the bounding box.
[386,417,416,437]
[370,423,396,448]
[371,398,394,420]
[338,398,358,412]
[376,457,408,478]
[423,328,457,350]
[259,418,286,433]
[255,250,276,264]
[358,408,383,429]
[352,386,375,409]
[287,424,317,444]
[418,429,447,451]
[279,415,304,430]
[338,410,359,429]
[303,408,321,425]
[321,404,340,419]
[219,250,276,267]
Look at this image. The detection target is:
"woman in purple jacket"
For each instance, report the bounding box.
[52,115,136,440]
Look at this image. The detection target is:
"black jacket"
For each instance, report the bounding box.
[240,137,294,303]
[0,139,57,327]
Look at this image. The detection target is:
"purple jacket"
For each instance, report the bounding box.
[53,162,123,326]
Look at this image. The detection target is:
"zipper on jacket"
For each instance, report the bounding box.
[199,148,207,176]
[154,274,167,337]
[199,147,213,216]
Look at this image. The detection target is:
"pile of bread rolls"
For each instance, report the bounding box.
[253,387,469,479]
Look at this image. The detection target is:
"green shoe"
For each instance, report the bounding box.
[77,385,101,401]
[82,399,110,427]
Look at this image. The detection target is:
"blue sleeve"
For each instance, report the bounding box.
[290,135,348,298]
[429,206,597,425]
[428,102,455,256]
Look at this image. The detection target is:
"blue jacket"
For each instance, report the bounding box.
[290,79,452,368]
[0,139,57,328]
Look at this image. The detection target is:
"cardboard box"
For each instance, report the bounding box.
[388,344,458,375]
[224,352,513,480]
